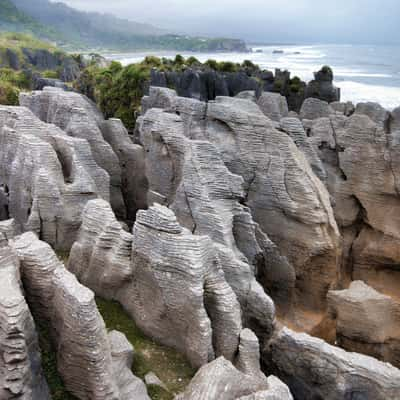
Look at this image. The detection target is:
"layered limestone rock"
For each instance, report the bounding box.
[264,326,400,400]
[69,200,244,368]
[139,105,276,336]
[257,92,289,122]
[205,96,340,331]
[0,219,16,247]
[300,97,334,120]
[279,117,327,181]
[306,105,400,299]
[19,88,126,219]
[177,328,292,400]
[328,281,400,367]
[99,118,148,222]
[139,87,341,334]
[0,105,109,251]
[0,246,50,400]
[11,232,149,400]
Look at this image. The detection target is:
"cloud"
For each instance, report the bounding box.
[52,0,400,44]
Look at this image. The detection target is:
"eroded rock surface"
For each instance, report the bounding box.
[139,104,276,336]
[12,232,149,400]
[0,246,50,400]
[264,327,400,400]
[69,200,244,368]
[0,105,109,251]
[20,88,126,219]
[328,281,400,367]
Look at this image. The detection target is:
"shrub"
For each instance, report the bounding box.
[0,81,19,105]
[204,59,218,70]
[186,56,200,66]
[174,54,185,65]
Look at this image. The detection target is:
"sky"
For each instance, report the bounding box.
[52,0,400,44]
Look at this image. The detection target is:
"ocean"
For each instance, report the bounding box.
[107,44,400,110]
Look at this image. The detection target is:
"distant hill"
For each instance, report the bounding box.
[0,0,62,41]
[8,0,248,52]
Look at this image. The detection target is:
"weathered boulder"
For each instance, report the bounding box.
[355,101,390,126]
[20,88,126,219]
[328,281,400,367]
[139,105,276,336]
[300,97,334,120]
[0,246,50,400]
[12,232,149,400]
[0,105,109,251]
[330,101,355,116]
[69,200,243,368]
[108,330,150,400]
[176,355,292,400]
[257,92,288,122]
[176,329,292,399]
[264,326,400,400]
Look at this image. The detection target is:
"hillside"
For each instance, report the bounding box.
[9,0,248,52]
[0,0,62,41]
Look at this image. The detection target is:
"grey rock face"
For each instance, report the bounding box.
[20,88,126,219]
[99,118,148,222]
[300,97,334,120]
[0,246,50,400]
[264,327,400,400]
[307,109,400,303]
[139,87,340,333]
[280,117,327,181]
[257,92,289,122]
[0,219,16,247]
[176,351,292,400]
[109,331,150,400]
[0,105,109,251]
[139,105,276,337]
[328,281,400,367]
[12,232,149,400]
[205,96,340,329]
[69,200,243,368]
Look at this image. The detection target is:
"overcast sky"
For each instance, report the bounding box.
[53,0,399,44]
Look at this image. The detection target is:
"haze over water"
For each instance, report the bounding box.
[108,44,400,110]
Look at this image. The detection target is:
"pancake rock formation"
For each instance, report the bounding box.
[10,231,150,400]
[0,105,109,251]
[0,245,50,400]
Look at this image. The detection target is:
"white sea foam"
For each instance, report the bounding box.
[339,81,400,110]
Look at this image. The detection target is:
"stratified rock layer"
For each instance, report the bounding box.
[328,281,400,367]
[0,105,109,251]
[12,232,149,400]
[264,327,400,400]
[20,88,126,219]
[69,200,244,368]
[139,104,276,336]
[0,246,50,400]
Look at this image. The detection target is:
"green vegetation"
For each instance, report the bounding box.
[96,297,196,400]
[289,76,303,93]
[321,65,333,75]
[0,65,30,105]
[0,0,62,43]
